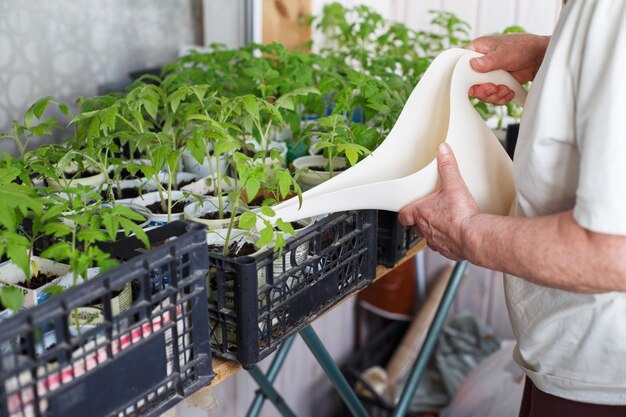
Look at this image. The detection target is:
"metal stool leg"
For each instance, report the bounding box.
[247,365,298,417]
[391,260,468,417]
[246,336,297,417]
[300,325,370,417]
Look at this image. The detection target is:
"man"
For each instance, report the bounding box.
[398,0,626,415]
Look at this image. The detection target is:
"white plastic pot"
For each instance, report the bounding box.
[245,140,288,168]
[181,148,229,178]
[181,175,235,197]
[46,167,106,189]
[156,171,201,190]
[258,217,315,284]
[102,178,158,204]
[184,197,241,230]
[132,190,192,227]
[292,155,346,191]
[0,257,72,308]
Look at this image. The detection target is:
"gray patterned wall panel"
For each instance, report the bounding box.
[0,0,194,154]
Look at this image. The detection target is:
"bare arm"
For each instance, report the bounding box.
[465,210,626,293]
[399,144,626,294]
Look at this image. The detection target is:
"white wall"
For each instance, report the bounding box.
[203,0,246,48]
[312,0,561,38]
[0,0,194,154]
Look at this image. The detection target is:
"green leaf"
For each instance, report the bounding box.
[7,243,29,279]
[276,219,295,236]
[87,116,101,138]
[117,217,150,249]
[143,98,159,120]
[257,225,274,248]
[344,147,358,166]
[40,241,73,262]
[41,222,73,238]
[273,233,286,254]
[0,286,24,312]
[0,167,21,184]
[260,206,276,217]
[241,95,260,121]
[276,169,292,198]
[245,178,261,204]
[238,212,257,229]
[152,146,169,171]
[58,103,70,117]
[214,139,238,156]
[25,96,53,127]
[100,107,118,132]
[186,135,206,164]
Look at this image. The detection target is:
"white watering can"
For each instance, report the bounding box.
[262,48,527,226]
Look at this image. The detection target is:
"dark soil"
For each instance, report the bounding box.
[100,187,143,200]
[309,165,345,173]
[208,241,257,257]
[199,211,232,220]
[247,195,265,207]
[176,178,196,189]
[21,273,61,290]
[145,199,186,215]
[61,170,101,180]
[292,221,307,230]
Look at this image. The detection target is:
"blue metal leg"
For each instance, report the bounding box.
[246,336,296,417]
[300,325,370,417]
[390,260,468,417]
[247,366,298,417]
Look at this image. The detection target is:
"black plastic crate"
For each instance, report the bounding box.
[377,210,423,268]
[208,210,377,368]
[0,221,213,417]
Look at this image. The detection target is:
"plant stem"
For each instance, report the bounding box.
[166,165,173,222]
[223,192,240,257]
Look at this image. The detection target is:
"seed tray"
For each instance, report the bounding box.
[208,210,378,368]
[0,221,213,417]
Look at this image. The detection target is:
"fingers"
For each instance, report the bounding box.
[398,207,415,227]
[437,143,462,187]
[469,83,515,105]
[466,36,497,54]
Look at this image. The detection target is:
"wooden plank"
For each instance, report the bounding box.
[262,0,311,50]
[197,239,429,390]
[190,0,204,45]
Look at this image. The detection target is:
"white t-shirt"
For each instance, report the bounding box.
[505,0,626,405]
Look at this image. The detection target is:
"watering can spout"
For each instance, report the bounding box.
[259,48,526,230]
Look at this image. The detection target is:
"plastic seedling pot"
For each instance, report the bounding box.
[183,197,242,230]
[46,162,106,189]
[245,140,288,168]
[292,155,346,191]
[0,257,72,308]
[181,175,235,198]
[132,190,193,227]
[156,171,201,190]
[101,178,158,204]
[181,147,229,178]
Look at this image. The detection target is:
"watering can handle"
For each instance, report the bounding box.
[456,52,527,107]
